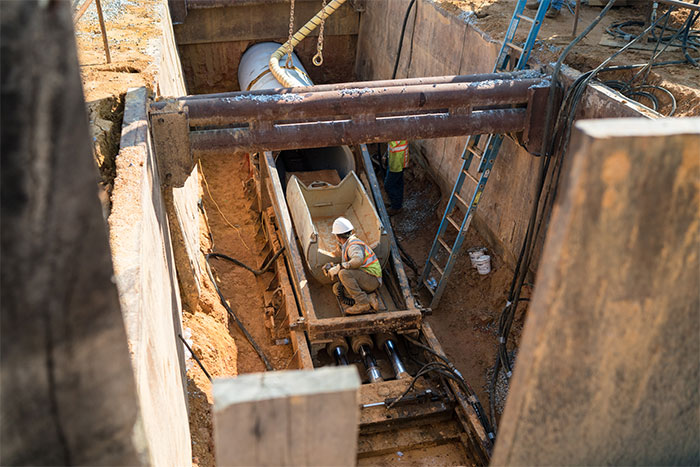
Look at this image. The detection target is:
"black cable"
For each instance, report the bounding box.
[392,0,416,80]
[489,0,620,432]
[178,333,213,382]
[396,238,419,274]
[204,255,275,371]
[206,248,285,276]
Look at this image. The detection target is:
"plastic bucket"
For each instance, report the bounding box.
[468,247,487,268]
[474,255,491,275]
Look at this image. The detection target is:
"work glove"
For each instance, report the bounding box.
[323,263,341,279]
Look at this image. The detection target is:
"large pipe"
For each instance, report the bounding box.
[176,78,542,127]
[190,109,527,155]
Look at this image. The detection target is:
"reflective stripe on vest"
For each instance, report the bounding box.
[342,237,382,277]
[388,140,409,172]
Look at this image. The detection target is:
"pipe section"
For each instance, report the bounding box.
[190,109,527,155]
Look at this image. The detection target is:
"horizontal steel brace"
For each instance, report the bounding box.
[154,74,546,128]
[190,109,527,155]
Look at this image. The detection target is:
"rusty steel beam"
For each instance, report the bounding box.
[190,109,527,155]
[174,70,544,101]
[178,79,541,127]
[187,0,315,8]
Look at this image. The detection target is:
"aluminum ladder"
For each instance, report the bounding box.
[419,0,551,308]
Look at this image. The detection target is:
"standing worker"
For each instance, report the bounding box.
[384,140,409,216]
[323,217,381,315]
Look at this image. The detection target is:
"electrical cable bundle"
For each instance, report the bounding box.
[402,335,495,443]
[600,1,699,115]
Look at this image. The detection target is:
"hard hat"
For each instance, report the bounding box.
[332,217,354,235]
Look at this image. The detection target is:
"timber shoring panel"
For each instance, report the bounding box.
[0,1,143,464]
[493,118,700,465]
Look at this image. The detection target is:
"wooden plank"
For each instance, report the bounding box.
[307,309,422,341]
[358,421,463,457]
[174,1,359,45]
[261,208,314,369]
[213,366,361,466]
[492,118,700,466]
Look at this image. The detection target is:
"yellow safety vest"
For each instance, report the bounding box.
[342,236,382,277]
[388,140,409,172]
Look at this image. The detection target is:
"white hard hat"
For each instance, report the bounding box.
[332,217,354,235]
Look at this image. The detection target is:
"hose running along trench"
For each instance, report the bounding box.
[269,0,348,87]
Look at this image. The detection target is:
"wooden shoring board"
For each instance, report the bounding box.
[421,322,492,464]
[261,208,313,370]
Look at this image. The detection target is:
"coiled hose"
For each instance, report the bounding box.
[269,0,348,87]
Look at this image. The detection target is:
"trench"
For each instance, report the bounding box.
[150,0,698,465]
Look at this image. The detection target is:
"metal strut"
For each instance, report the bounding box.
[419,0,551,308]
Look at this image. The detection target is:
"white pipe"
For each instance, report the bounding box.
[239,42,312,92]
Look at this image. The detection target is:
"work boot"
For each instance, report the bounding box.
[525,0,540,9]
[345,302,373,315]
[545,7,560,18]
[368,293,380,311]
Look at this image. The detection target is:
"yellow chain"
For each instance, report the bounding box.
[313,0,327,66]
[286,0,295,68]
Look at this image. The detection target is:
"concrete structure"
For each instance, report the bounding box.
[0,1,144,464]
[493,118,700,465]
[213,366,361,466]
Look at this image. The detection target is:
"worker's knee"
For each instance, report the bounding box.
[337,268,350,282]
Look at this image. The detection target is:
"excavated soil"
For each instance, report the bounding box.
[440,0,700,116]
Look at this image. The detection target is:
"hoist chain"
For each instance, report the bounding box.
[286,0,295,68]
[313,0,327,66]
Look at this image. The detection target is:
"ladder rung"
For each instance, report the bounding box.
[423,279,436,295]
[516,13,535,23]
[438,237,452,254]
[505,41,524,53]
[429,259,444,276]
[454,192,468,207]
[446,215,460,231]
[463,169,479,184]
[466,144,483,158]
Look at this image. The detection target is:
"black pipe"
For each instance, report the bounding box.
[358,345,383,383]
[333,345,349,366]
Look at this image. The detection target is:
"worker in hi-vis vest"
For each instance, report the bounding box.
[323,217,381,315]
[384,140,409,216]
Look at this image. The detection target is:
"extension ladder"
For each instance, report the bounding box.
[419,0,551,308]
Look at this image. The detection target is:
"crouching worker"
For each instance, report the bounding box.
[323,216,381,315]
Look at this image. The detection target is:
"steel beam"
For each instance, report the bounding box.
[173,70,544,101]
[161,77,542,127]
[190,109,527,155]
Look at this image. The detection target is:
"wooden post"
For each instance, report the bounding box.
[94,0,111,63]
[213,366,361,466]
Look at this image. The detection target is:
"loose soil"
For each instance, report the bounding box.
[440,0,700,116]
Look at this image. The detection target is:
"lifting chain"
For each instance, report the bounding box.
[286,0,295,68]
[313,0,327,66]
